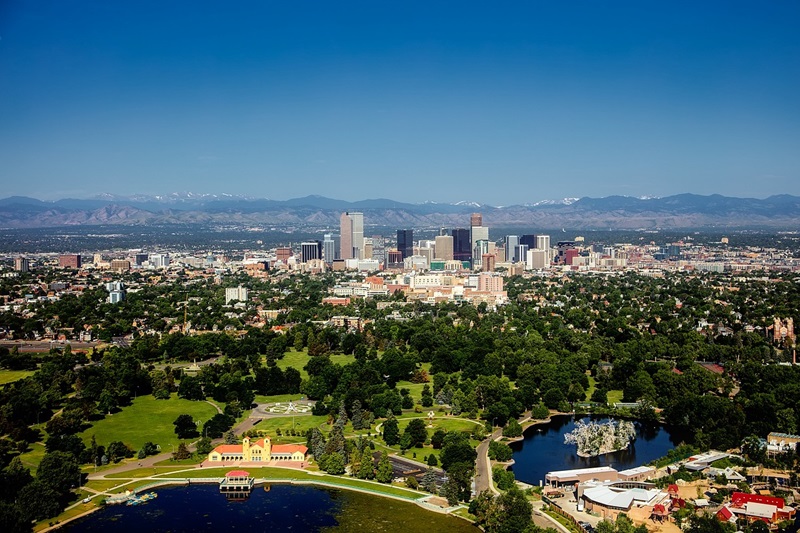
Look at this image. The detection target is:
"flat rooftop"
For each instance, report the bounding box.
[546,466,617,478]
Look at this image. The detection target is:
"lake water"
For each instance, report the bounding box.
[62,483,477,533]
[510,415,688,485]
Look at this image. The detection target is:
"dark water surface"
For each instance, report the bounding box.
[62,483,477,533]
[510,415,688,485]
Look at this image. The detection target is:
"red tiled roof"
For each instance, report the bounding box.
[272,444,308,454]
[214,445,242,453]
[731,492,785,508]
[717,507,733,521]
[226,470,250,477]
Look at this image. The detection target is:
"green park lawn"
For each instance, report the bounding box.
[18,441,46,471]
[395,380,426,403]
[275,349,355,380]
[607,389,624,404]
[78,393,218,452]
[254,393,306,404]
[250,414,330,442]
[585,375,597,401]
[0,369,35,385]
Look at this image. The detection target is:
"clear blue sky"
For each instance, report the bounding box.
[1,1,798,204]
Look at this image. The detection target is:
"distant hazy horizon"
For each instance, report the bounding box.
[2,190,797,207]
[2,2,798,203]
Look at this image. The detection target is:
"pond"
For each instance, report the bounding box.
[61,483,478,533]
[510,415,689,485]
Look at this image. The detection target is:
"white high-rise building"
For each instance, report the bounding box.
[225,286,249,304]
[535,235,550,251]
[526,249,550,270]
[149,253,170,268]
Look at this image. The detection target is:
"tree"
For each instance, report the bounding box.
[439,477,460,505]
[17,481,61,522]
[320,452,345,475]
[431,428,447,449]
[543,388,565,409]
[376,451,393,483]
[0,458,32,503]
[494,485,533,533]
[685,514,735,533]
[492,466,515,490]
[470,486,533,533]
[351,400,366,431]
[172,442,191,460]
[173,414,199,439]
[107,441,134,462]
[36,451,81,497]
[357,449,375,480]
[420,468,438,492]
[531,403,550,419]
[178,375,204,400]
[223,429,238,444]
[0,501,30,533]
[427,454,438,467]
[138,441,158,459]
[382,416,400,446]
[502,419,522,438]
[404,418,428,448]
[97,388,118,414]
[591,387,608,404]
[624,370,657,403]
[195,437,214,456]
[488,441,513,462]
[421,384,434,407]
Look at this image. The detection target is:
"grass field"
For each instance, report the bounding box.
[250,414,330,441]
[254,393,306,404]
[275,349,356,380]
[607,389,624,404]
[18,441,46,471]
[585,375,596,401]
[0,369,35,385]
[78,393,218,452]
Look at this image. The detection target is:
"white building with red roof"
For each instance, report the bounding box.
[716,492,796,527]
[207,436,307,463]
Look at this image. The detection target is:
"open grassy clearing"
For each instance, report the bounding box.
[274,349,356,380]
[83,479,137,492]
[254,393,307,404]
[78,393,218,452]
[607,389,624,404]
[395,381,426,402]
[585,375,597,401]
[249,414,330,441]
[0,369,35,385]
[17,441,46,471]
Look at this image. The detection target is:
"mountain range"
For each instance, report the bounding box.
[0,193,799,230]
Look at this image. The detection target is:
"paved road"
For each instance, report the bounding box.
[474,427,502,495]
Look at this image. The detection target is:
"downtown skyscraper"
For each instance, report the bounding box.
[339,212,364,259]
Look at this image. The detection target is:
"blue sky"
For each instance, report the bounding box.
[1,1,798,205]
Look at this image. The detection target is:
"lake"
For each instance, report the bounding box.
[510,415,688,485]
[61,483,477,533]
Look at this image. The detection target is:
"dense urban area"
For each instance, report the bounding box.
[0,214,798,533]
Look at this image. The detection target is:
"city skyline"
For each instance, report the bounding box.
[1,2,799,203]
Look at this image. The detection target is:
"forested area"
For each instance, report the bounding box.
[1,269,799,528]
